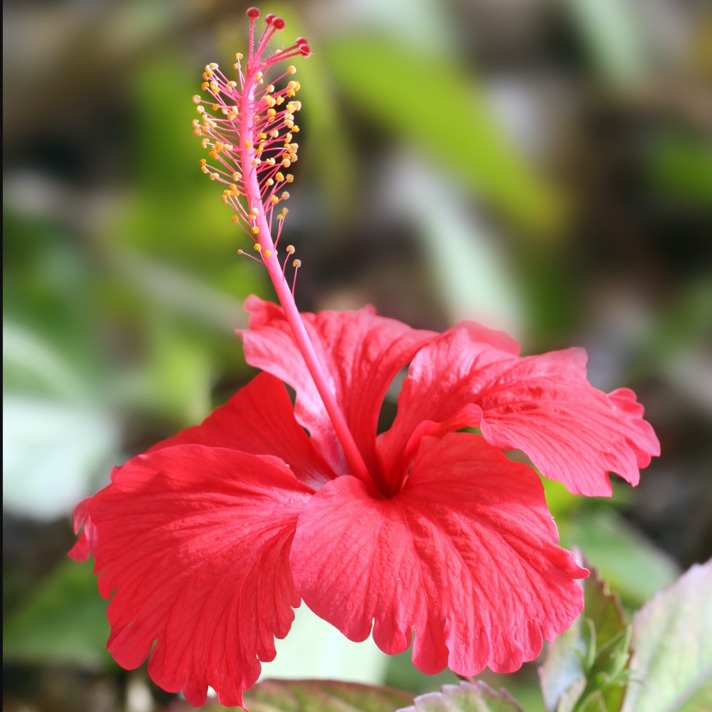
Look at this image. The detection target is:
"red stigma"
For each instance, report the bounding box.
[272,17,286,30]
[246,7,260,19]
[296,37,308,46]
[299,44,311,56]
[265,13,275,24]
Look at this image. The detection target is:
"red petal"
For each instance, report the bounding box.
[241,296,435,474]
[74,445,312,707]
[149,373,335,490]
[380,327,659,496]
[291,433,587,676]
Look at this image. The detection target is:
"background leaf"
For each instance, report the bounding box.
[621,561,712,712]
[398,681,523,712]
[325,36,563,233]
[540,562,629,712]
[244,679,412,712]
[3,559,112,670]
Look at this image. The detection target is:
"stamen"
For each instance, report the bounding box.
[195,13,375,487]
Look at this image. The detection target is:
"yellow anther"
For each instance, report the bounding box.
[293,259,301,268]
[252,158,261,166]
[286,173,294,183]
[266,108,277,119]
[276,96,284,105]
[244,140,253,149]
[252,225,260,235]
[292,125,300,133]
[210,81,219,94]
[228,80,237,88]
[211,103,219,111]
[275,172,285,181]
[255,71,263,82]
[270,195,279,205]
[235,53,243,61]
[265,157,276,166]
[266,85,275,93]
[254,243,262,252]
[284,133,293,143]
[232,215,240,224]
[265,96,276,108]
[199,158,207,165]
[270,130,279,138]
[288,65,297,74]
[209,150,218,159]
[201,165,209,174]
[221,195,228,204]
[258,133,268,140]
[281,191,290,200]
[196,105,206,114]
[201,82,209,91]
[232,171,241,181]
[208,62,219,70]
[264,250,272,258]
[281,159,291,168]
[192,95,202,104]
[286,245,295,255]
[201,138,209,149]
[209,173,219,180]
[266,178,274,186]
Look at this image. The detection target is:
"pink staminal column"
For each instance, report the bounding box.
[193,8,374,489]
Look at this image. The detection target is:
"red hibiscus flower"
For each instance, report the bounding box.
[69,9,660,708]
[70,296,658,707]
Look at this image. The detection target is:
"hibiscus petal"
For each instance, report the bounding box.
[241,296,435,474]
[148,373,334,490]
[380,327,659,496]
[71,445,313,707]
[291,433,587,677]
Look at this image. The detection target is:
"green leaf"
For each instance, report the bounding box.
[399,681,523,711]
[566,0,649,87]
[325,36,564,233]
[245,679,413,712]
[3,559,112,669]
[621,561,712,712]
[540,562,629,712]
[559,509,679,606]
